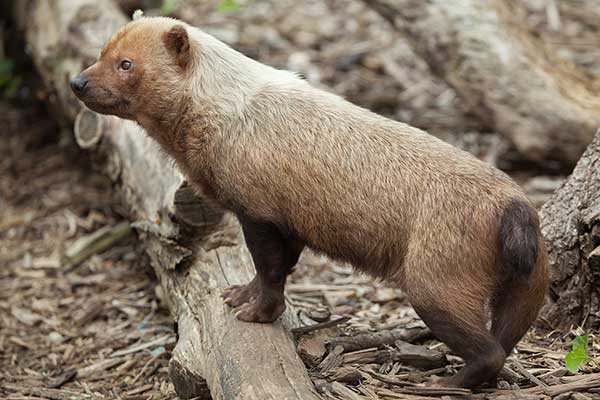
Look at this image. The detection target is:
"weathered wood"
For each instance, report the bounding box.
[13,1,319,399]
[540,130,600,329]
[324,366,365,384]
[297,334,328,368]
[0,383,91,400]
[62,222,133,269]
[364,0,600,166]
[326,325,430,352]
[342,345,446,369]
[393,340,446,369]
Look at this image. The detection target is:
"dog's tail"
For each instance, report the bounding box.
[491,198,549,353]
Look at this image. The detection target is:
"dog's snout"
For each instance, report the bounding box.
[70,75,89,95]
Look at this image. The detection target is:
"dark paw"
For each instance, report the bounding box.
[233,294,286,323]
[222,280,259,307]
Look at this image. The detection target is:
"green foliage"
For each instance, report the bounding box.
[160,0,240,16]
[0,58,22,98]
[0,58,15,76]
[217,0,240,13]
[159,0,241,17]
[565,334,589,374]
[160,0,178,16]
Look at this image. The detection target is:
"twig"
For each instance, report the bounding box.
[131,354,161,384]
[62,222,132,270]
[512,358,548,388]
[374,384,471,397]
[362,368,412,386]
[319,345,345,373]
[291,316,351,336]
[328,381,363,400]
[326,326,431,352]
[77,357,126,379]
[543,373,600,396]
[1,383,95,400]
[125,384,153,396]
[109,334,175,358]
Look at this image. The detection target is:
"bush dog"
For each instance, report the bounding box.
[71,16,549,388]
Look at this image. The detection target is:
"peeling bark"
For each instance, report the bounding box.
[540,130,600,329]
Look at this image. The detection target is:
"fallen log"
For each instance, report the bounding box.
[364,0,600,166]
[12,1,319,399]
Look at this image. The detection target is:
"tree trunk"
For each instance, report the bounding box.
[12,1,319,399]
[539,130,600,329]
[364,0,600,166]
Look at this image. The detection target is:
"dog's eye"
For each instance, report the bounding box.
[120,60,132,71]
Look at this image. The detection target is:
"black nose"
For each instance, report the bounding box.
[70,75,89,95]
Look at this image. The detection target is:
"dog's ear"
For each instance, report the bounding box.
[163,25,190,69]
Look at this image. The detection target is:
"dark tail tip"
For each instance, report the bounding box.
[499,198,539,280]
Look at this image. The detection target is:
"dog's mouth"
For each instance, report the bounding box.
[79,87,132,118]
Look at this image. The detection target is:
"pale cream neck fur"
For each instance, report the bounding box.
[185,27,304,117]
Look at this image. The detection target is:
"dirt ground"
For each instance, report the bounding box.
[1,0,599,399]
[0,100,178,399]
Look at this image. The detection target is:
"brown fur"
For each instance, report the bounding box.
[71,17,549,388]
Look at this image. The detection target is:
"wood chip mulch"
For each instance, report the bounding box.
[0,101,178,400]
[2,1,599,397]
[289,256,600,400]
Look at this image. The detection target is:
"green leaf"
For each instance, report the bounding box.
[565,335,589,374]
[217,0,240,13]
[565,348,588,373]
[160,0,178,16]
[572,334,588,353]
[0,59,15,75]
